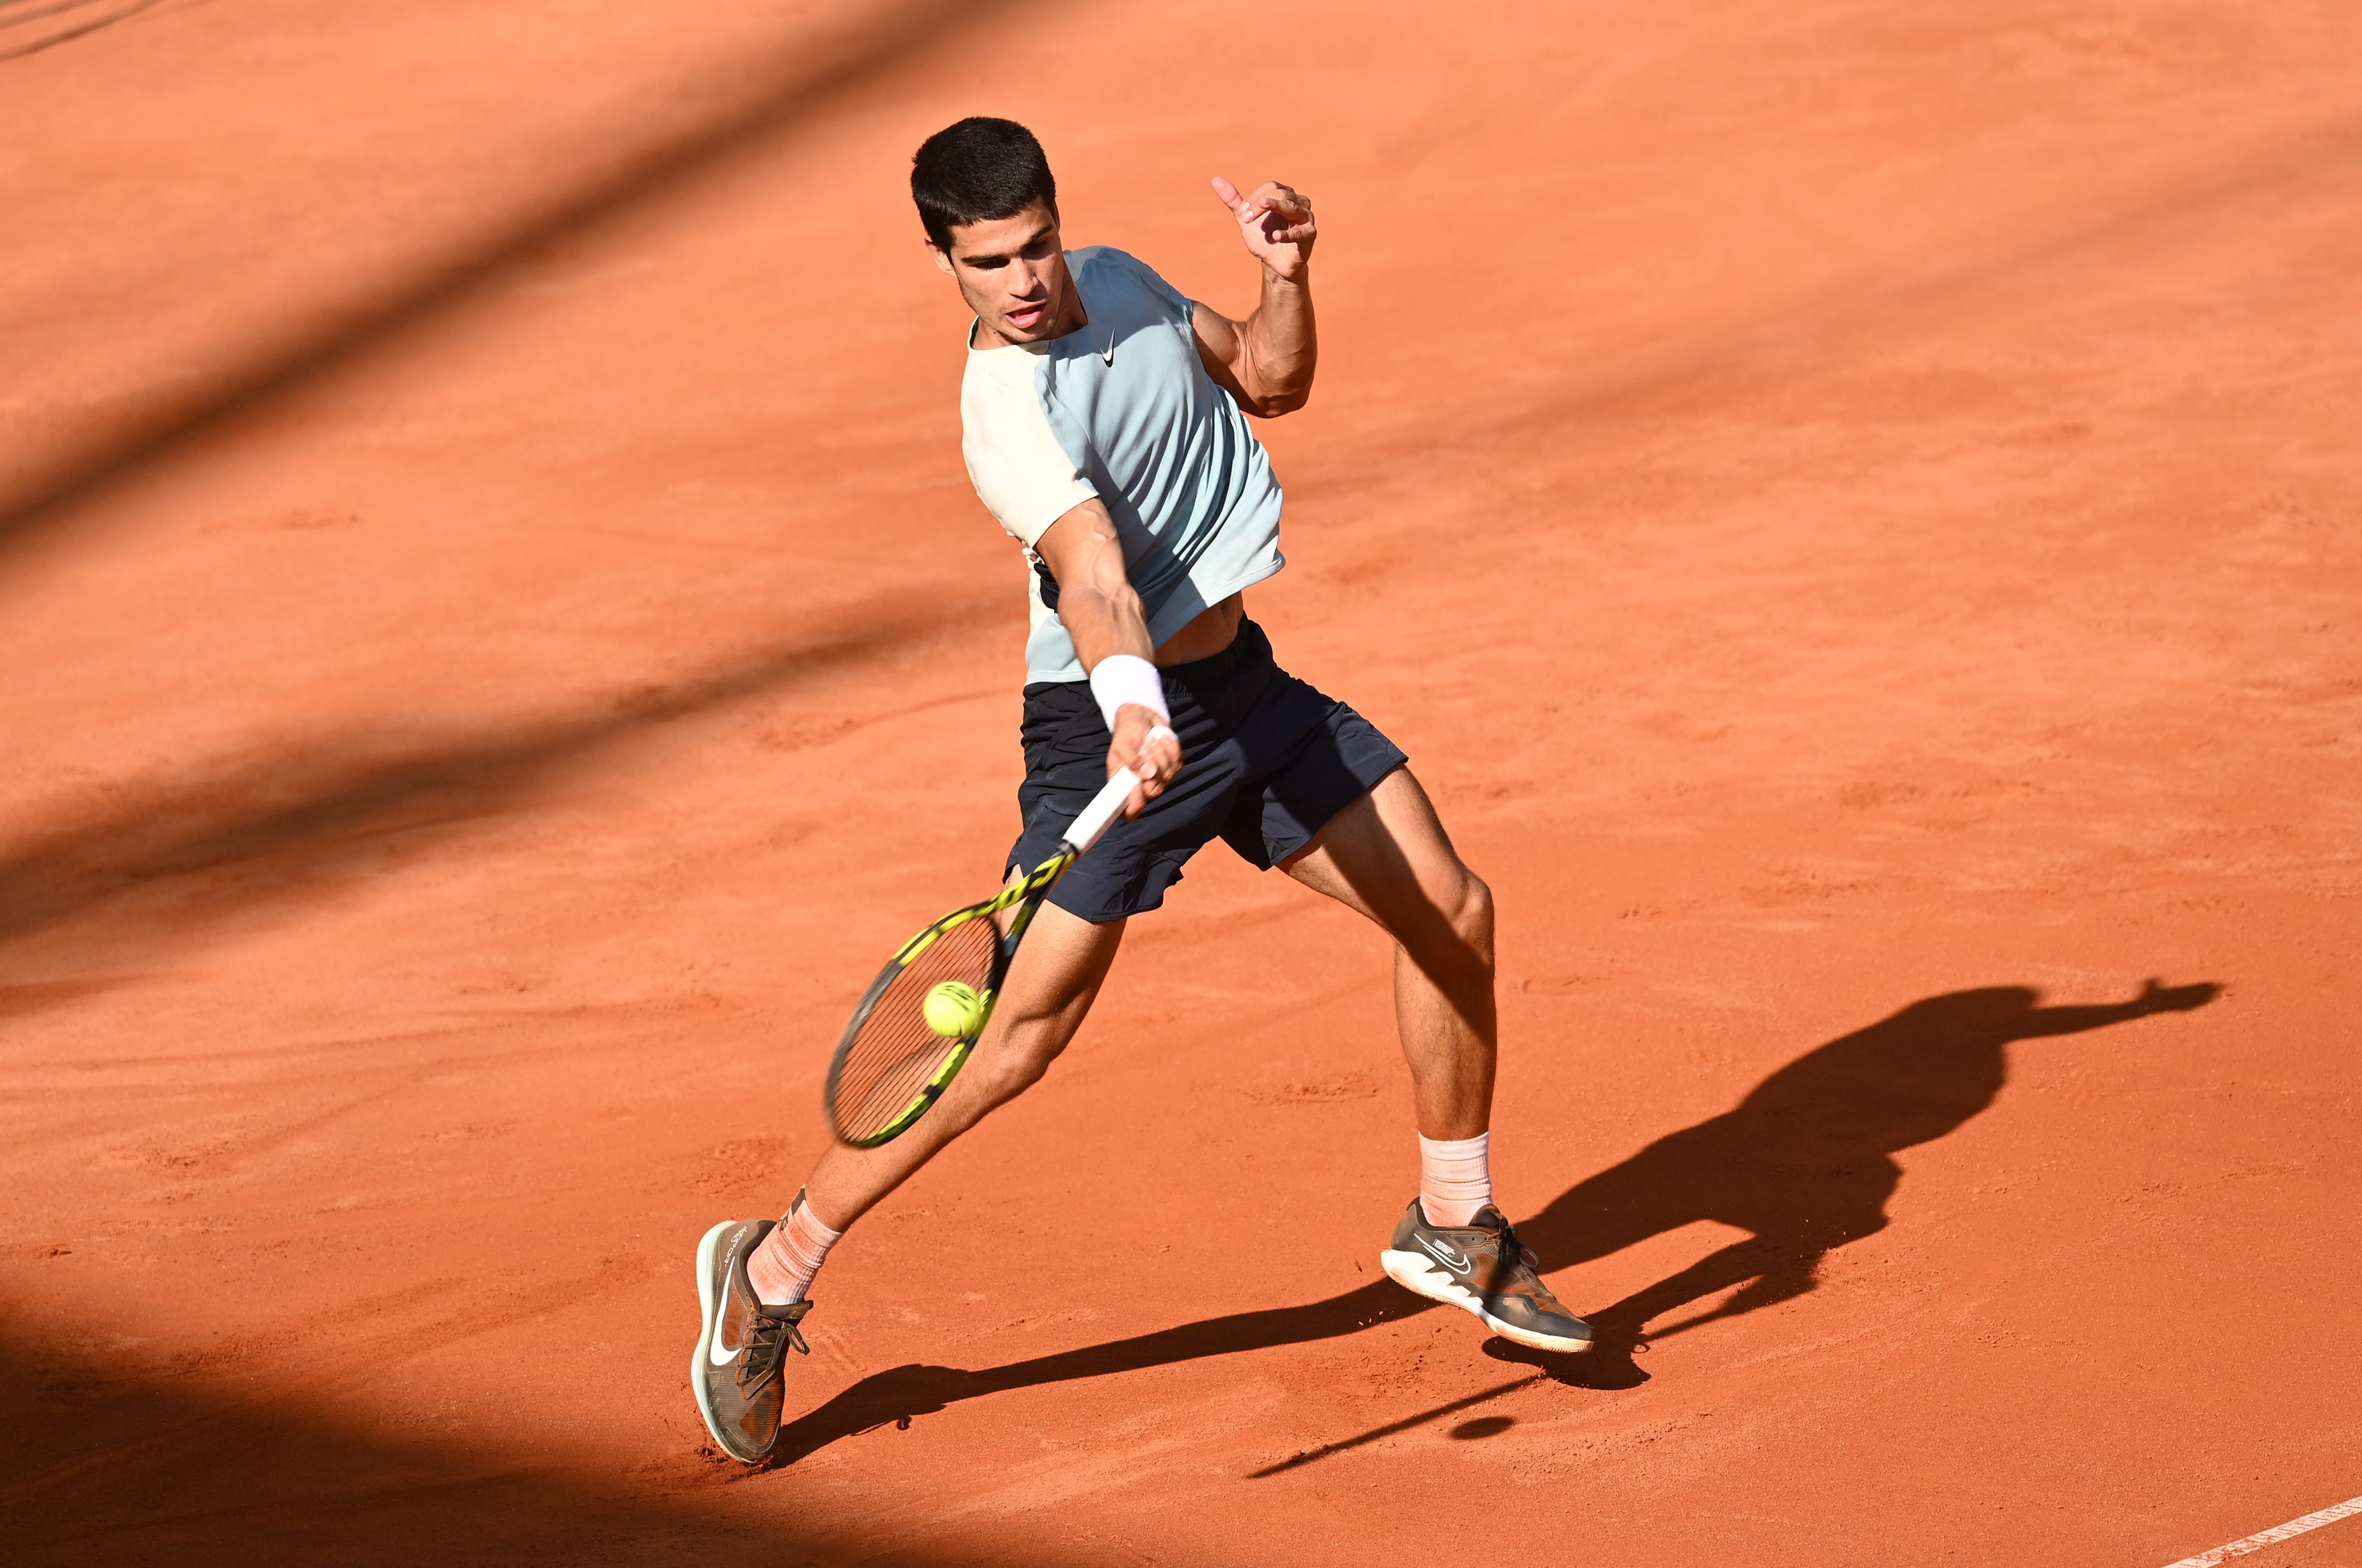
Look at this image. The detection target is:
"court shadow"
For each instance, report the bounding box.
[0,0,174,66]
[0,1325,1017,1567]
[0,598,973,1008]
[0,0,1035,573]
[772,978,2216,1466]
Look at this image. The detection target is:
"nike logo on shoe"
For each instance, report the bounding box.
[709,1236,750,1365]
[1420,1237,1475,1275]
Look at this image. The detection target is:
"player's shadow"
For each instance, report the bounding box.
[1512,978,2214,1369]
[771,977,2217,1467]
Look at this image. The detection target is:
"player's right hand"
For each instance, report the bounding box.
[1109,705,1184,818]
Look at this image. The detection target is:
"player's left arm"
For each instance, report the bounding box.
[1192,178,1317,417]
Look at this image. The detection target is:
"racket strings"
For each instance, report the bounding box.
[830,916,998,1144]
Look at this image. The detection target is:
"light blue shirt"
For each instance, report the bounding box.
[959,245,1286,685]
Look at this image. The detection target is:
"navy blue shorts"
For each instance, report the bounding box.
[1008,620,1409,924]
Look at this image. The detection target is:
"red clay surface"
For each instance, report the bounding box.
[4,2,2359,1564]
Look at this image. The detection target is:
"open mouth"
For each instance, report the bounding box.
[1004,301,1048,331]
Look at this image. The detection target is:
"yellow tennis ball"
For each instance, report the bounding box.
[921,980,987,1039]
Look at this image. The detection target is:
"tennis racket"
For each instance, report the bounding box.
[823,764,1144,1147]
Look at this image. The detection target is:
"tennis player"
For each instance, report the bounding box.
[692,117,1589,1464]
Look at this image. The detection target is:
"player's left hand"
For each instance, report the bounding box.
[1212,177,1315,279]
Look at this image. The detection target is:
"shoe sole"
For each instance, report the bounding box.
[691,1220,768,1464]
[1380,1247,1594,1354]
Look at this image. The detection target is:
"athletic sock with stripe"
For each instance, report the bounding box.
[747,1192,841,1306]
[1418,1131,1493,1228]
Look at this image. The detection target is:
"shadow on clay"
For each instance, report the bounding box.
[770,978,2217,1471]
[0,0,1051,991]
[0,0,1033,572]
[0,1332,1057,1568]
[17,3,2353,597]
[1249,1374,1535,1477]
[0,0,177,68]
[0,599,975,997]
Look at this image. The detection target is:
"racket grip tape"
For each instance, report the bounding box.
[1059,767,1142,856]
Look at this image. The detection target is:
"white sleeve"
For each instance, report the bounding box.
[959,351,1097,547]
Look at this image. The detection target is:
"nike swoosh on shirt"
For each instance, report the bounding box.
[1101,331,1115,365]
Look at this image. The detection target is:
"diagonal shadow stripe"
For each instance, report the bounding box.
[0,592,993,980]
[0,0,172,66]
[0,1322,1088,1565]
[1468,113,2362,452]
[0,0,1033,574]
[1280,111,2362,518]
[13,16,2351,589]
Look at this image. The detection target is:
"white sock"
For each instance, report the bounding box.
[1418,1132,1492,1227]
[746,1194,841,1306]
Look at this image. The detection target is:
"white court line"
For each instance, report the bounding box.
[2159,1494,2362,1568]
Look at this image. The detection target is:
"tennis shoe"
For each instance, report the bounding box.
[691,1216,813,1464]
[1380,1198,1593,1354]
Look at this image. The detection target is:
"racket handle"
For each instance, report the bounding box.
[1059,767,1141,856]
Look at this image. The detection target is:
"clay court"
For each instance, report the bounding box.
[4,1,2359,1562]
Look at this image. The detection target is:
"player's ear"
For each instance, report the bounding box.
[926,240,955,277]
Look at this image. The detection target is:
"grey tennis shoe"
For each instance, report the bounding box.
[691,1216,813,1464]
[1380,1198,1594,1354]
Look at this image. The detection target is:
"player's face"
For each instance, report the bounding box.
[932,200,1081,347]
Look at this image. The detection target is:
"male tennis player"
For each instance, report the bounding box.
[692,117,1589,1463]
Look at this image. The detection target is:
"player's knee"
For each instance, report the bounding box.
[1404,865,1493,993]
[1448,867,1495,967]
[971,1029,1067,1102]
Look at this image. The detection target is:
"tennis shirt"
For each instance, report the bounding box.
[959,245,1286,685]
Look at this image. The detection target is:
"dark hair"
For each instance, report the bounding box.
[911,117,1057,250]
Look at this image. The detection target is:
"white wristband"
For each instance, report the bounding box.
[1088,653,1170,732]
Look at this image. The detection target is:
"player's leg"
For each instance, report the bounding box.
[691,625,1253,1463]
[1280,767,1592,1353]
[1279,767,1495,1140]
[803,901,1124,1231]
[692,902,1123,1463]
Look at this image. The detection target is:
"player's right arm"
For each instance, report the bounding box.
[1033,499,1186,814]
